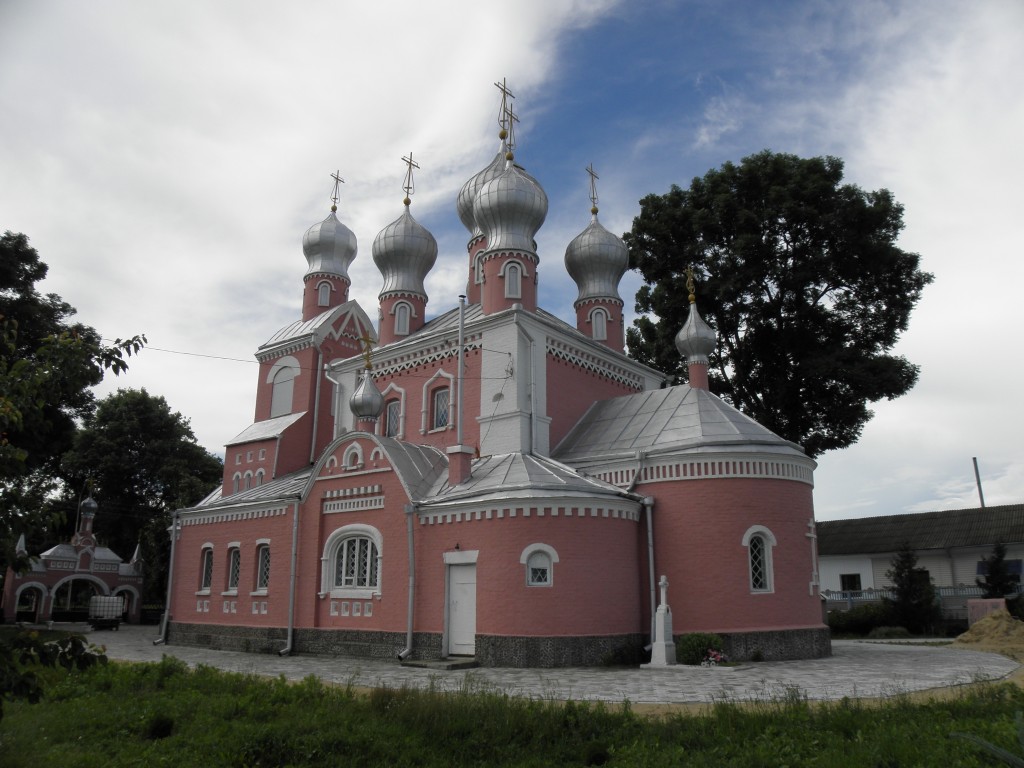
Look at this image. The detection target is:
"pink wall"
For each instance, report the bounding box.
[546,354,638,449]
[641,476,823,633]
[301,275,349,321]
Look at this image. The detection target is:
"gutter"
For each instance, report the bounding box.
[154,510,181,645]
[398,502,417,660]
[643,496,656,651]
[278,500,300,656]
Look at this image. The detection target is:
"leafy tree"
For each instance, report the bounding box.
[1,231,144,573]
[57,388,223,602]
[625,151,933,457]
[884,542,940,634]
[977,541,1019,599]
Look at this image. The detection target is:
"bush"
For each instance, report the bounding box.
[867,626,912,639]
[827,602,895,636]
[675,633,724,666]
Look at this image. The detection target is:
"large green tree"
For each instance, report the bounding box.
[625,151,933,457]
[884,542,940,634]
[1,231,144,572]
[58,388,223,602]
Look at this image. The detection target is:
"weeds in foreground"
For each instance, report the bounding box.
[3,657,1024,766]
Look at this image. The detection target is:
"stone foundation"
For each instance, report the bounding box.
[719,627,831,661]
[476,633,646,667]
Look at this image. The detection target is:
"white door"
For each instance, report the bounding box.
[448,563,477,655]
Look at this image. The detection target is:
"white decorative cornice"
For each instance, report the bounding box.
[180,506,290,527]
[417,503,641,526]
[546,338,645,389]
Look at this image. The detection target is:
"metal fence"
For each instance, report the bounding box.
[822,586,1021,622]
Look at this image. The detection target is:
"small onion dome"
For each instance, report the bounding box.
[564,214,628,304]
[372,206,438,299]
[80,496,98,516]
[302,211,357,281]
[473,162,548,254]
[674,300,717,364]
[457,150,505,236]
[349,369,384,423]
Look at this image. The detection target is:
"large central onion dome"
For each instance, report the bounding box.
[372,205,438,298]
[564,213,628,304]
[303,210,357,281]
[473,160,548,253]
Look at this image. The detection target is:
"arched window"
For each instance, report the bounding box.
[321,525,382,598]
[226,546,240,592]
[503,261,522,299]
[243,471,253,490]
[342,442,363,470]
[199,545,214,592]
[232,473,241,495]
[255,542,271,591]
[268,359,299,418]
[742,526,777,593]
[317,280,332,306]
[520,543,559,587]
[394,302,411,336]
[385,399,401,438]
[590,307,608,341]
[432,387,450,430]
[255,469,265,487]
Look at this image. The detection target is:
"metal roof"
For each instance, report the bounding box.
[194,467,312,510]
[817,504,1024,555]
[552,385,804,462]
[226,411,306,446]
[421,452,636,508]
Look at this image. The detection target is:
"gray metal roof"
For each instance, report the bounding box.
[259,300,376,355]
[421,452,636,507]
[817,504,1024,555]
[195,468,312,510]
[552,385,804,462]
[369,435,447,500]
[227,411,306,446]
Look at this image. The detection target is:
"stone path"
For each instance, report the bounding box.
[79,624,1018,705]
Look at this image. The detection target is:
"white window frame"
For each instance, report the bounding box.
[380,383,406,438]
[391,300,415,336]
[420,369,455,434]
[320,524,382,599]
[742,525,777,594]
[267,356,301,418]
[342,441,364,470]
[197,544,214,594]
[317,280,332,307]
[499,259,525,299]
[589,306,609,341]
[519,543,559,588]
[253,540,271,594]
[232,472,241,495]
[224,544,241,595]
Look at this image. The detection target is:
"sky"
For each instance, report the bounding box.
[2,0,1022,521]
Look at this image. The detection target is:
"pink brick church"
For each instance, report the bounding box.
[163,93,829,666]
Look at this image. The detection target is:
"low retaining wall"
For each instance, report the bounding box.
[720,627,832,661]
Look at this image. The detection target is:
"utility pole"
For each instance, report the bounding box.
[973,457,986,508]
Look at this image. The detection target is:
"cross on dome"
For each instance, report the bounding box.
[586,163,600,215]
[330,170,345,212]
[401,152,419,206]
[494,78,518,158]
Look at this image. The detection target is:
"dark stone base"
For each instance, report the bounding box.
[476,633,647,668]
[719,627,832,661]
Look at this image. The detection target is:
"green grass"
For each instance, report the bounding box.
[2,655,1024,766]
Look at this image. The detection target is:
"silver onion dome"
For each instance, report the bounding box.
[302,211,357,281]
[457,150,505,237]
[564,214,628,304]
[349,369,384,422]
[372,206,438,299]
[473,162,548,254]
[675,300,717,364]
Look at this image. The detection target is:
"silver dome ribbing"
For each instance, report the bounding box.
[564,214,628,304]
[675,301,717,364]
[473,162,548,254]
[349,369,384,422]
[372,206,438,299]
[303,211,357,281]
[457,150,505,238]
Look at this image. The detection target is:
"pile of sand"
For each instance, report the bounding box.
[954,610,1024,662]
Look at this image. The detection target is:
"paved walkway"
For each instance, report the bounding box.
[74,624,1018,705]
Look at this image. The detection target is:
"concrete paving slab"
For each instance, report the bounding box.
[68,624,1020,705]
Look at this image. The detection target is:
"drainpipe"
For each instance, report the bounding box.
[398,503,417,660]
[154,510,181,645]
[309,349,324,463]
[278,501,300,656]
[513,314,537,454]
[457,296,465,445]
[324,366,347,435]
[643,497,656,650]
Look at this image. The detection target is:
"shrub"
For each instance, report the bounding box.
[827,602,895,636]
[675,633,724,666]
[867,626,912,639]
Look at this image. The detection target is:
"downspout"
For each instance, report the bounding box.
[643,497,656,651]
[154,510,180,645]
[324,365,347,435]
[457,296,465,445]
[278,500,300,656]
[309,348,324,463]
[398,503,417,660]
